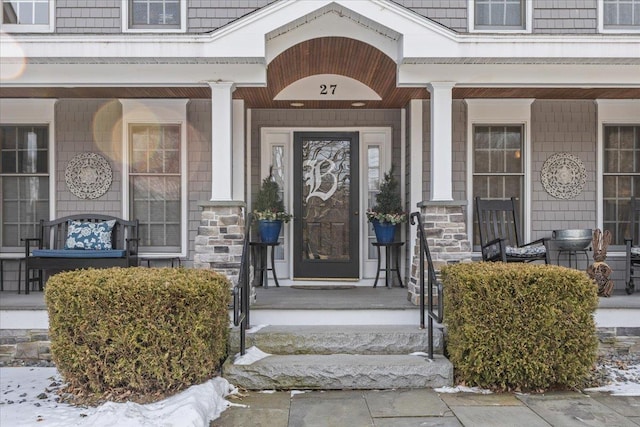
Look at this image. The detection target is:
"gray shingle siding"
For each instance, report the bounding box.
[27,0,616,35]
[55,99,124,217]
[394,0,468,33]
[55,0,121,33]
[187,0,276,33]
[533,0,598,34]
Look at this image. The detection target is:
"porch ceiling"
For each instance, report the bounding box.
[2,37,639,107]
[2,86,638,109]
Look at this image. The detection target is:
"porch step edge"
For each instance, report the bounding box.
[229,325,444,355]
[222,354,453,390]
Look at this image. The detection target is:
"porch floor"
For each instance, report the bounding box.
[0,287,637,311]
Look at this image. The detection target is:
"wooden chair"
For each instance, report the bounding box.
[475,197,549,264]
[624,196,640,294]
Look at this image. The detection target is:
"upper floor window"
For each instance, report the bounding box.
[602,0,640,31]
[469,0,531,32]
[1,0,54,32]
[124,0,186,32]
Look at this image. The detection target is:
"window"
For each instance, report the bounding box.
[602,0,640,30]
[1,0,54,32]
[603,125,640,245]
[469,0,531,32]
[121,99,187,256]
[472,125,524,245]
[125,0,186,32]
[129,124,181,253]
[0,125,49,249]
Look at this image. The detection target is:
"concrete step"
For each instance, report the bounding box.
[222,353,453,390]
[229,325,444,355]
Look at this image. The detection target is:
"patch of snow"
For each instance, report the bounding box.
[259,390,276,394]
[585,363,640,396]
[434,385,493,394]
[0,367,235,427]
[290,390,308,397]
[246,324,268,333]
[409,352,429,357]
[233,346,271,365]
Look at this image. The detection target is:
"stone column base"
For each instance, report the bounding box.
[409,201,472,306]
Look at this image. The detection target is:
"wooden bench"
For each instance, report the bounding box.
[23,214,139,294]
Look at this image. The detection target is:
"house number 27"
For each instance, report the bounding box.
[320,84,337,95]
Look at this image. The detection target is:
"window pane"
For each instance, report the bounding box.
[34,1,48,24]
[18,2,33,25]
[129,124,181,252]
[505,2,522,26]
[603,124,640,245]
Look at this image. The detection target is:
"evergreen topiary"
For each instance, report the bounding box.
[253,168,292,222]
[366,166,407,224]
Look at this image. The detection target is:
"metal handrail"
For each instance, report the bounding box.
[410,211,444,360]
[233,211,252,356]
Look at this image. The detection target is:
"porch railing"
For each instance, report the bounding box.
[233,211,252,356]
[410,211,444,360]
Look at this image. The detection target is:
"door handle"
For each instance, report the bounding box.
[354,211,359,216]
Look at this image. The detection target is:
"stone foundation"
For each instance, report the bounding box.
[597,327,640,356]
[409,201,472,305]
[194,201,246,285]
[0,329,51,362]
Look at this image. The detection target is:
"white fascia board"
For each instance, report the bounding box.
[398,63,640,87]
[0,63,267,86]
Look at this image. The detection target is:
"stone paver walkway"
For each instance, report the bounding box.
[212,389,640,427]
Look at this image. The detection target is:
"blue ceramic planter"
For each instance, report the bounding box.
[372,220,396,244]
[258,220,282,243]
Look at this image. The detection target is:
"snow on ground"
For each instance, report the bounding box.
[233,346,271,365]
[585,362,640,396]
[1,359,638,426]
[0,368,236,427]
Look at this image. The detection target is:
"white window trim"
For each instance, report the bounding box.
[0,0,55,33]
[468,0,532,33]
[0,98,57,253]
[595,100,640,240]
[598,0,640,34]
[119,99,188,258]
[465,98,534,247]
[122,0,186,33]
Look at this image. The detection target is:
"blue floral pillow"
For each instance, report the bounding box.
[65,220,116,250]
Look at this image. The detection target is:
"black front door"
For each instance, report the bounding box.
[293,132,359,279]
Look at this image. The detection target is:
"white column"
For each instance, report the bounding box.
[409,99,423,265]
[427,82,455,201]
[232,99,245,201]
[209,81,235,201]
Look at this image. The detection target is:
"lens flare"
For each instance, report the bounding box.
[0,31,27,80]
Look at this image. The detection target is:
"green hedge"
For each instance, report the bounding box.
[45,267,231,399]
[442,262,598,391]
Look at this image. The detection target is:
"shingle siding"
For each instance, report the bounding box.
[55,99,123,216]
[187,0,276,33]
[55,0,121,33]
[39,0,611,35]
[394,0,468,33]
[533,0,598,34]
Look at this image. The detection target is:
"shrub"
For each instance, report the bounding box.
[441,262,598,391]
[45,267,231,401]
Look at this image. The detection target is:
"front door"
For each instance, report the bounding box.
[293,132,359,279]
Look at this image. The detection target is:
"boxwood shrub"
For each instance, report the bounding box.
[441,262,598,391]
[45,267,231,400]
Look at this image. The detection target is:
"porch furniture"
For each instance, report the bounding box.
[372,241,405,288]
[24,214,139,294]
[140,256,182,267]
[250,241,280,288]
[625,197,640,294]
[475,197,549,264]
[553,228,592,270]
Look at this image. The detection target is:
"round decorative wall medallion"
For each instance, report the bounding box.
[540,153,587,200]
[65,152,113,199]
